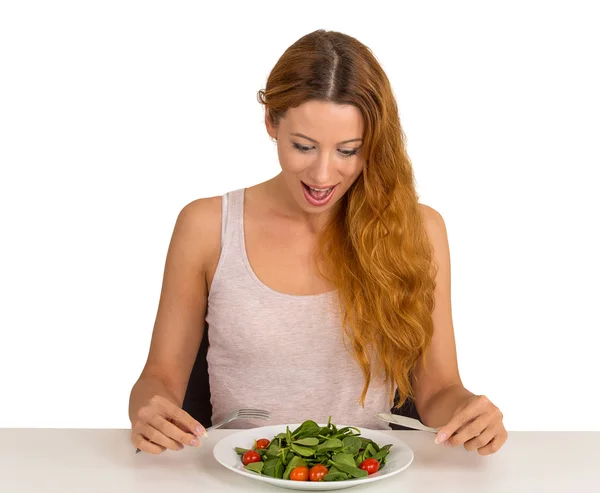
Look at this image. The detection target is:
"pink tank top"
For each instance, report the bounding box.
[205,189,391,429]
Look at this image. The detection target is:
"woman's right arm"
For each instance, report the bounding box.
[128,197,222,454]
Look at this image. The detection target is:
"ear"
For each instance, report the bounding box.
[264,107,277,140]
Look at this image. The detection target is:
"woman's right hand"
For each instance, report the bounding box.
[131,395,207,454]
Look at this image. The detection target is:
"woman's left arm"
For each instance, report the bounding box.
[412,205,508,456]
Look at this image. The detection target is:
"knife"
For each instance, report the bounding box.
[375,413,439,433]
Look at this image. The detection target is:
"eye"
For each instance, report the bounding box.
[293,143,313,153]
[338,148,360,158]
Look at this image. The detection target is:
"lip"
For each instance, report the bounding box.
[301,181,338,207]
[301,181,339,190]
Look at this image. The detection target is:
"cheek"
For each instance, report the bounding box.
[277,147,306,173]
[343,160,365,181]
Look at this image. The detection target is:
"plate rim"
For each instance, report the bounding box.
[212,423,414,489]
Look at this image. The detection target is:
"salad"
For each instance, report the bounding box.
[234,417,392,482]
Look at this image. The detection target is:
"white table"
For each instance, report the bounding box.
[0,429,598,492]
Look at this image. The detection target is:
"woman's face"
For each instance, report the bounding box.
[266,100,365,214]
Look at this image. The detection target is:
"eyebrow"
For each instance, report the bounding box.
[290,133,363,145]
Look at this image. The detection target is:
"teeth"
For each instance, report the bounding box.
[309,186,332,192]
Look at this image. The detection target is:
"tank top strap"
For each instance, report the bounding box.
[220,188,245,252]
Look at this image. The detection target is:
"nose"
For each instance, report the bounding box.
[307,150,335,185]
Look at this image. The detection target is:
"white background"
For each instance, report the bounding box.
[1,1,598,431]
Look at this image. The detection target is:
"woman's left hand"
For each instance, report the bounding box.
[434,395,508,455]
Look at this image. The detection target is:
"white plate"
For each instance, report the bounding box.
[212,423,414,491]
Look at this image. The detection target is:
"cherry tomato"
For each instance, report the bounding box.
[290,466,309,481]
[359,458,380,475]
[242,450,261,466]
[255,438,270,449]
[309,464,328,481]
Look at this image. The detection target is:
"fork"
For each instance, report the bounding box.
[205,408,270,432]
[135,408,270,453]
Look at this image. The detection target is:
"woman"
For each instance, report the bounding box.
[129,29,507,456]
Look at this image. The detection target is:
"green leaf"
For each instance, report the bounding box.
[324,471,350,481]
[294,437,319,447]
[337,427,361,436]
[244,461,264,475]
[324,465,347,481]
[374,444,393,462]
[342,436,362,455]
[316,438,343,454]
[364,443,378,458]
[292,420,321,439]
[274,433,287,440]
[360,438,374,449]
[286,426,293,445]
[291,443,316,457]
[331,453,356,468]
[329,461,368,479]
[234,447,250,455]
[262,458,279,478]
[355,454,364,467]
[265,443,281,458]
[274,458,284,479]
[283,456,307,480]
[317,426,331,437]
[279,448,291,466]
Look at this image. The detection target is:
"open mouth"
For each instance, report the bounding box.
[301,181,338,206]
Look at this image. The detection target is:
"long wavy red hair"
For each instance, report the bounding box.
[258,30,437,409]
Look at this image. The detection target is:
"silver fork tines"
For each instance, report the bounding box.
[206,408,271,432]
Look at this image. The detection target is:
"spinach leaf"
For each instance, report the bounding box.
[316,438,343,454]
[262,458,280,477]
[274,458,284,479]
[234,447,250,455]
[329,461,368,478]
[264,443,281,458]
[244,461,264,474]
[324,471,350,481]
[291,443,316,457]
[331,453,357,468]
[283,456,307,480]
[342,436,362,455]
[375,444,393,463]
[294,437,319,447]
[292,420,321,439]
[364,443,378,458]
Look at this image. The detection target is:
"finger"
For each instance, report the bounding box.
[138,422,184,452]
[152,396,207,437]
[150,414,201,448]
[447,413,493,447]
[134,433,167,455]
[435,395,482,444]
[477,429,508,456]
[462,424,497,452]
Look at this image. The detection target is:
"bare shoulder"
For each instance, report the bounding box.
[419,203,445,226]
[419,203,448,236]
[177,195,222,230]
[170,195,223,270]
[418,203,450,259]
